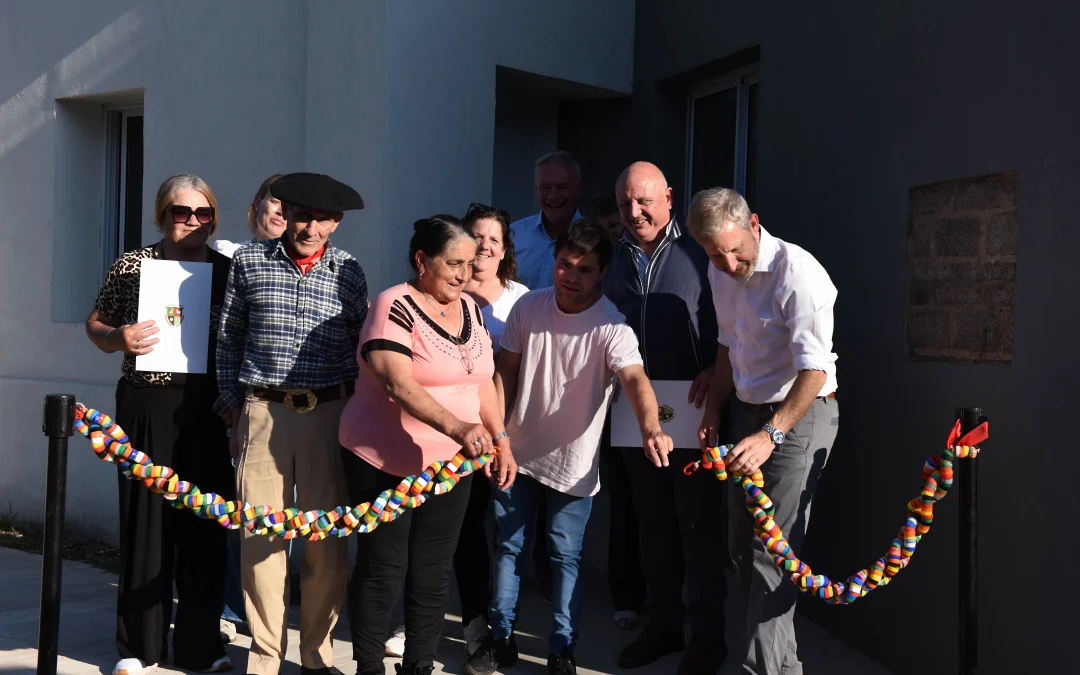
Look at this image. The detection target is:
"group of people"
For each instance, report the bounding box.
[86,150,839,675]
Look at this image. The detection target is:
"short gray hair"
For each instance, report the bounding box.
[536,150,581,184]
[687,188,751,239]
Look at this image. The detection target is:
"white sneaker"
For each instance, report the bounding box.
[220,618,238,643]
[384,624,406,657]
[462,616,491,657]
[112,658,150,675]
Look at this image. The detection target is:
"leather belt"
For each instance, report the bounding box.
[251,381,355,413]
[738,391,835,413]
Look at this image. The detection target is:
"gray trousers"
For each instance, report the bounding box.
[727,397,838,675]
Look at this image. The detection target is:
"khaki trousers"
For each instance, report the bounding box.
[236,392,350,675]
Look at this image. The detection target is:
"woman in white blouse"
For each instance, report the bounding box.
[463,203,530,347]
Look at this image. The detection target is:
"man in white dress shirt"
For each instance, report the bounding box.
[509,151,584,290]
[687,188,839,675]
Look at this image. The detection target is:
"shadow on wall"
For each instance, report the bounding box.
[0,3,149,161]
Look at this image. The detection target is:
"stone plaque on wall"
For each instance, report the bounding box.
[905,171,1018,363]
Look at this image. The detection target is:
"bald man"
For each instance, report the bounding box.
[602,162,728,675]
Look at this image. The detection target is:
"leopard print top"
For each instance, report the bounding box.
[94,243,230,386]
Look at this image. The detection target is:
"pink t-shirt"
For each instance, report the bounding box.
[339,284,495,477]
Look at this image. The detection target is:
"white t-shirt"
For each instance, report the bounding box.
[480,280,530,352]
[500,287,643,497]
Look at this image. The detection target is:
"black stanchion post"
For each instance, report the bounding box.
[38,394,76,675]
[957,406,983,675]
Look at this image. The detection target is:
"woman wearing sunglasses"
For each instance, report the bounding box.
[85,174,235,675]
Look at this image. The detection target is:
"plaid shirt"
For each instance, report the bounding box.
[214,238,368,412]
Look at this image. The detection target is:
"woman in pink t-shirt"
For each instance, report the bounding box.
[338,214,517,675]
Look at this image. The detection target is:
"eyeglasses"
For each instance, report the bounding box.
[457,343,475,375]
[464,202,510,222]
[168,205,215,225]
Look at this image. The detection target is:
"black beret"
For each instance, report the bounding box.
[269,172,364,213]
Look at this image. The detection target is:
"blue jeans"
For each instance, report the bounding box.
[221,527,246,623]
[490,474,592,654]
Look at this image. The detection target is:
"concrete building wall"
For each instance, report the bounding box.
[492,83,559,224]
[0,1,633,541]
[0,0,310,542]
[558,0,1077,672]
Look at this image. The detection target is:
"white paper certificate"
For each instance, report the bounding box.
[135,259,213,374]
[611,380,702,449]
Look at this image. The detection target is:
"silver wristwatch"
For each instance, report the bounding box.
[762,423,785,445]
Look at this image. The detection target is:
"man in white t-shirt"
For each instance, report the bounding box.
[464,219,673,675]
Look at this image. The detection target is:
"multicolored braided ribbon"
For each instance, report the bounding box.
[75,400,987,605]
[73,404,497,541]
[684,418,988,604]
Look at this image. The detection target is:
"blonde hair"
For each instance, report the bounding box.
[687,187,751,239]
[247,173,283,234]
[153,173,220,236]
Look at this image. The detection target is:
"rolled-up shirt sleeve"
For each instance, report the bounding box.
[778,260,838,372]
[715,324,731,348]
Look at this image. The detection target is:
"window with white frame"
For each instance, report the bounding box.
[685,67,759,211]
[101,107,144,278]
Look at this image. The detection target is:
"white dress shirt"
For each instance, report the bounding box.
[509,210,583,290]
[708,225,838,405]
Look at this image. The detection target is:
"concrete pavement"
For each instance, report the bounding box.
[0,547,893,675]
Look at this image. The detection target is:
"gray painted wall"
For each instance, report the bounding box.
[492,82,559,223]
[562,1,1080,673]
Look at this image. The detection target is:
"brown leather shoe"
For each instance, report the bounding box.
[676,636,728,675]
[617,622,684,669]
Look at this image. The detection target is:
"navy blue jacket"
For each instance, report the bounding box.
[602,219,718,380]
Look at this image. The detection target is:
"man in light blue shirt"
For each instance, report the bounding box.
[509,151,584,289]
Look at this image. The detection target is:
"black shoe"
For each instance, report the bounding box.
[300,668,346,675]
[618,622,685,669]
[395,663,434,675]
[465,635,518,675]
[548,649,577,675]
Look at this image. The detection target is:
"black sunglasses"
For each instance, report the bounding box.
[168,205,215,225]
[465,202,510,222]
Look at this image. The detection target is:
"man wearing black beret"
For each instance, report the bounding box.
[215,172,367,675]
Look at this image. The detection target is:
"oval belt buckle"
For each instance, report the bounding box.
[283,388,317,414]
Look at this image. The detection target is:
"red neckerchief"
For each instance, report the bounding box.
[287,242,327,276]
